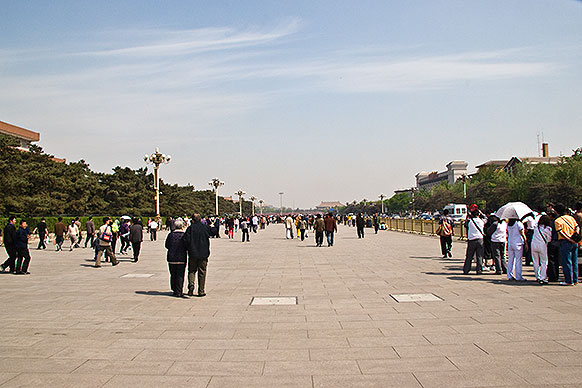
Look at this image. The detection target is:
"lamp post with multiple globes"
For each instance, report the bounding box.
[144,147,171,216]
[208,178,224,216]
[235,190,246,216]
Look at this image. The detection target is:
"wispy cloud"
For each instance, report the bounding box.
[77,19,302,57]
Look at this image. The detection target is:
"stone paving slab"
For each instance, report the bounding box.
[1,225,582,387]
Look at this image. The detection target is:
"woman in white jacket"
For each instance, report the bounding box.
[531,215,553,284]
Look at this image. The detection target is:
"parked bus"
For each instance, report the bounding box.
[443,203,467,222]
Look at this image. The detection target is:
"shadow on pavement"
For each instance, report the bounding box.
[135,290,175,297]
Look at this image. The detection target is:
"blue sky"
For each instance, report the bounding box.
[2,1,581,208]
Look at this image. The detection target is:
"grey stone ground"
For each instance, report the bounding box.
[1,224,582,387]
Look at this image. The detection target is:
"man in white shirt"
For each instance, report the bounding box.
[149,220,158,241]
[285,216,294,239]
[487,216,507,275]
[463,205,486,275]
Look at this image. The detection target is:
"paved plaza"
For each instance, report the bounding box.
[2,225,582,387]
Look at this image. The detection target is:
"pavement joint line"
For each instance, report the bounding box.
[473,343,489,355]
[412,372,426,388]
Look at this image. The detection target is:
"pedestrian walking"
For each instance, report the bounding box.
[324,213,337,247]
[84,216,95,248]
[1,216,17,273]
[184,214,212,297]
[33,218,47,250]
[298,216,307,241]
[507,218,527,281]
[119,219,130,254]
[14,220,31,275]
[67,220,80,251]
[437,209,453,258]
[149,219,158,241]
[54,217,66,251]
[95,217,119,268]
[285,215,294,239]
[314,214,325,247]
[463,205,485,275]
[356,213,365,238]
[129,217,143,262]
[241,217,250,242]
[165,218,187,297]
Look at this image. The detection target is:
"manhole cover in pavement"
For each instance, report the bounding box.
[390,293,442,303]
[121,273,155,278]
[251,297,298,305]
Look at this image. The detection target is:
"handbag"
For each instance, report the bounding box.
[99,226,112,242]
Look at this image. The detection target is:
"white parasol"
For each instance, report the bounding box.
[495,202,533,220]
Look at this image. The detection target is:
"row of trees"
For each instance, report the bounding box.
[339,148,582,215]
[0,135,251,217]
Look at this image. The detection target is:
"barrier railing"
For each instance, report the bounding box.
[380,218,465,240]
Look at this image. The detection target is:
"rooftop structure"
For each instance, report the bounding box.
[415,160,468,191]
[0,120,40,149]
[315,201,344,211]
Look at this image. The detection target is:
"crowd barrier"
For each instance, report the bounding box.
[379,218,466,240]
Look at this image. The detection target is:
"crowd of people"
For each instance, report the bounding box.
[3,202,581,293]
[449,202,582,286]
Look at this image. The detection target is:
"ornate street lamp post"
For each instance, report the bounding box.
[144,147,171,216]
[259,199,264,215]
[235,189,245,216]
[208,178,224,216]
[379,193,385,214]
[249,196,257,216]
[279,192,284,216]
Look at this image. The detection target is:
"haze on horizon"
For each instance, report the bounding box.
[1,1,581,209]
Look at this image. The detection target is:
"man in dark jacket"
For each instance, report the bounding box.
[324,213,337,247]
[184,214,212,297]
[1,216,17,273]
[356,213,365,239]
[34,218,47,250]
[129,218,143,263]
[15,220,31,275]
[85,217,95,248]
[165,218,187,297]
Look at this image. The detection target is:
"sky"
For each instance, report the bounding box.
[2,0,581,209]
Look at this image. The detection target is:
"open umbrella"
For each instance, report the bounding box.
[121,215,131,220]
[495,202,533,220]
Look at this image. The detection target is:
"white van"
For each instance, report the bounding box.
[443,204,467,222]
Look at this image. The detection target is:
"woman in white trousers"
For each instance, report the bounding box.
[507,219,527,281]
[531,215,553,284]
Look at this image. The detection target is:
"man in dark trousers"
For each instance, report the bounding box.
[1,216,17,273]
[356,213,365,238]
[33,218,47,250]
[184,214,212,297]
[85,216,95,248]
[324,213,338,247]
[129,217,143,263]
[54,217,66,251]
[15,220,31,275]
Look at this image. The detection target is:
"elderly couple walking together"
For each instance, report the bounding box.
[165,215,212,297]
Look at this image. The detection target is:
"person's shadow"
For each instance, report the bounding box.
[135,290,176,297]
